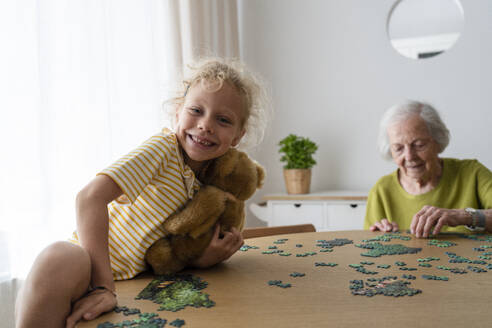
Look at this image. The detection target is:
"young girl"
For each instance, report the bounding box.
[15,58,270,328]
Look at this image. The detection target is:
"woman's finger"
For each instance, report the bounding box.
[373,221,384,231]
[410,206,428,234]
[414,206,428,238]
[413,206,434,237]
[380,219,393,231]
[432,217,446,236]
[422,209,441,238]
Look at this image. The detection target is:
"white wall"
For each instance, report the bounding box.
[238,0,492,227]
[389,0,464,39]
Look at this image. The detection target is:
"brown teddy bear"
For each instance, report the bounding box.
[145,148,265,274]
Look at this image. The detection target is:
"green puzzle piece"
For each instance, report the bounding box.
[136,273,215,312]
[355,242,422,257]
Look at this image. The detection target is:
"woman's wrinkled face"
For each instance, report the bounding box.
[387,114,441,182]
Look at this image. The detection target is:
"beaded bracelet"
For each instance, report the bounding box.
[90,286,117,298]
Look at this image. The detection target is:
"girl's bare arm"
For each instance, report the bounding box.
[76,174,122,291]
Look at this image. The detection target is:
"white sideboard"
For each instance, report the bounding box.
[249,191,368,231]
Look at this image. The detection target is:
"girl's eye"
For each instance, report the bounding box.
[188,107,201,114]
[218,117,232,125]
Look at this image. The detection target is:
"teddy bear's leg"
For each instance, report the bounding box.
[219,199,245,232]
[188,199,245,240]
[171,232,214,265]
[188,211,223,239]
[164,185,226,235]
[189,191,246,238]
[145,237,186,274]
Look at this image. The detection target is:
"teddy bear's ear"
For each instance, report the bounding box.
[256,163,266,188]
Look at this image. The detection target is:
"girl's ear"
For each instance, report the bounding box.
[231,129,246,147]
[174,104,183,125]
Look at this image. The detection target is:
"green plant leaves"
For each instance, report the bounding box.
[278,134,318,169]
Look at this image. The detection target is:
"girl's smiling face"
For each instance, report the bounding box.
[175,81,246,172]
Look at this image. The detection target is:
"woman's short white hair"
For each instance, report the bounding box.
[378,100,450,160]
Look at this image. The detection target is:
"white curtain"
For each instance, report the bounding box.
[0,0,239,282]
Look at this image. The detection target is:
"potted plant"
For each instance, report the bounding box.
[278,134,318,194]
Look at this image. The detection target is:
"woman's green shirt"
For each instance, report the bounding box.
[364,158,492,233]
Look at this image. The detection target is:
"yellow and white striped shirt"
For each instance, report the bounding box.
[71,129,200,280]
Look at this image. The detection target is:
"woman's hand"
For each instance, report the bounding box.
[410,206,466,238]
[192,224,244,268]
[369,218,399,232]
[65,288,117,328]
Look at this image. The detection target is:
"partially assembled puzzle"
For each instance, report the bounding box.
[97,232,490,327]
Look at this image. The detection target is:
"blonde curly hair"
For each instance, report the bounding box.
[165,57,271,150]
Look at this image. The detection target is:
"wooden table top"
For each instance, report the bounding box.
[78,230,492,328]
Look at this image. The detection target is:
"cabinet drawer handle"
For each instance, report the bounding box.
[294,203,302,208]
[350,204,358,208]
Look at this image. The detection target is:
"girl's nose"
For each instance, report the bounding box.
[198,118,214,134]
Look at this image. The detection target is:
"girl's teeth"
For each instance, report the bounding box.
[192,135,212,146]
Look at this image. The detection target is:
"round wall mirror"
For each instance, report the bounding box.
[387,0,464,60]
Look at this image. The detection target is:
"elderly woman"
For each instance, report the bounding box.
[364,100,492,238]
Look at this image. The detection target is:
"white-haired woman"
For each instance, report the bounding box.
[364,100,492,237]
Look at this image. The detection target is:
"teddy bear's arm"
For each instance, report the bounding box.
[189,192,244,239]
[163,185,226,235]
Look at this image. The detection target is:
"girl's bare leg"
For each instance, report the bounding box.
[15,241,91,328]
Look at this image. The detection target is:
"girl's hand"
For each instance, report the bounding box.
[193,224,244,268]
[65,288,117,328]
[410,206,465,238]
[369,218,399,232]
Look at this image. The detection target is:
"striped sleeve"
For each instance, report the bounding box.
[98,132,175,203]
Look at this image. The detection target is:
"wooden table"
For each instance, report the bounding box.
[78,230,492,328]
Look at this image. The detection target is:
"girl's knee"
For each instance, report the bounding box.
[16,242,92,324]
[33,241,91,281]
[41,241,89,263]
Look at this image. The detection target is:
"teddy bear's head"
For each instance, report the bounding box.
[200,148,265,200]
